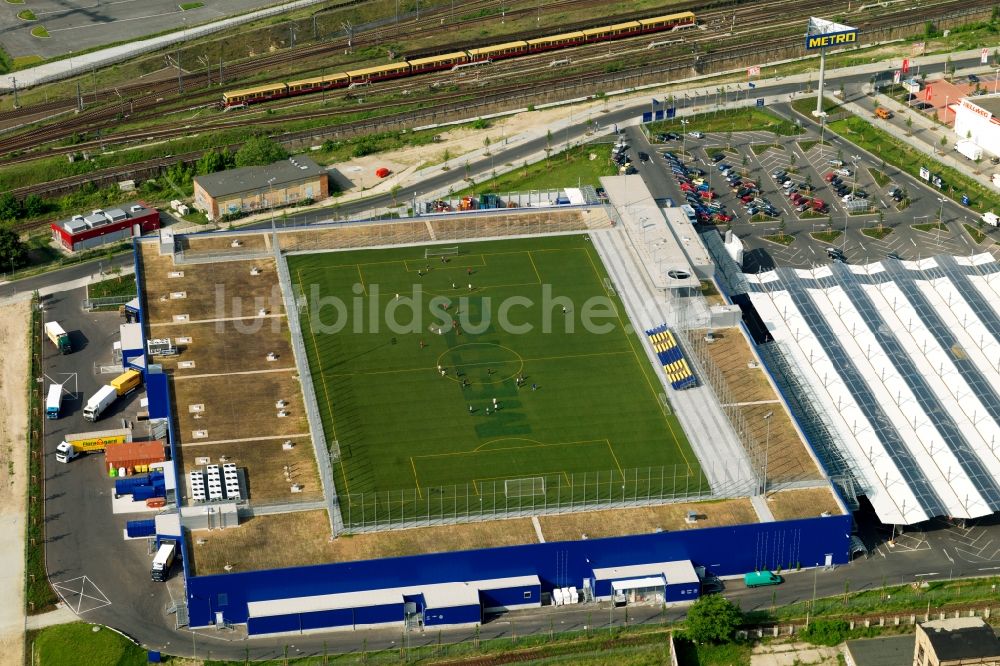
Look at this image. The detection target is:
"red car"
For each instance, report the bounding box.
[741,194,755,203]
[824,172,837,182]
[790,193,804,204]
[712,213,732,223]
[812,198,825,208]
[700,190,716,200]
[680,182,694,191]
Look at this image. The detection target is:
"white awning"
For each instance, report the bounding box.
[612,576,665,591]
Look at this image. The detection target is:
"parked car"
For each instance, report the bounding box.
[688,131,705,139]
[718,163,731,171]
[828,159,844,167]
[711,153,725,162]
[639,152,650,163]
[824,172,837,182]
[969,74,980,83]
[854,190,869,199]
[835,168,852,177]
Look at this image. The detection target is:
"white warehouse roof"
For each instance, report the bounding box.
[592,560,698,584]
[747,254,1000,525]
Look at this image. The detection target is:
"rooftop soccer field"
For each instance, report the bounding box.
[289,235,703,528]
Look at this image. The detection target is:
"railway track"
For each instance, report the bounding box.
[0,0,883,157]
[5,0,988,229]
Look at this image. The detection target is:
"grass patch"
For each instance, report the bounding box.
[797,139,829,152]
[964,223,988,244]
[649,107,802,137]
[825,115,1000,216]
[455,143,617,196]
[16,8,35,20]
[13,54,43,68]
[750,143,781,155]
[862,227,893,240]
[674,637,751,666]
[291,235,699,527]
[912,222,948,233]
[868,167,891,187]
[31,623,147,666]
[86,274,137,300]
[179,1,203,8]
[30,24,49,38]
[791,96,841,117]
[26,297,57,613]
[810,230,842,243]
[761,233,795,246]
[4,0,24,4]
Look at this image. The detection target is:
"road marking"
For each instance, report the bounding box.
[48,9,186,31]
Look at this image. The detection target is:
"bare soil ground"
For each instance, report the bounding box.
[694,328,822,484]
[178,438,322,503]
[156,319,295,378]
[0,300,31,666]
[190,510,539,575]
[140,244,282,324]
[538,498,758,542]
[768,487,844,521]
[173,371,309,442]
[183,233,269,254]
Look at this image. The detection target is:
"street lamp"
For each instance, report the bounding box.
[680,119,689,155]
[761,411,773,496]
[995,67,999,95]
[937,196,947,244]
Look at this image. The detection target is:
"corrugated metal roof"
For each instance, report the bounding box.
[467,41,527,56]
[120,323,143,351]
[193,156,325,199]
[408,51,467,66]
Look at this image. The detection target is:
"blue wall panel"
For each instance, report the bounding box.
[300,609,354,631]
[248,614,300,636]
[186,514,851,627]
[424,604,481,627]
[664,583,699,603]
[354,603,403,626]
[480,585,540,609]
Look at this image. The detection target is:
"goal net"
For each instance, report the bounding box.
[424,246,460,258]
[504,477,546,498]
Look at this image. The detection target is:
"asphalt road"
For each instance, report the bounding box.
[21,52,1000,659]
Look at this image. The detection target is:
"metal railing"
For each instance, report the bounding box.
[339,462,753,533]
[273,240,345,535]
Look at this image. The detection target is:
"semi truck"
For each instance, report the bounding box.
[150,539,177,582]
[106,440,166,476]
[83,369,143,421]
[45,384,63,419]
[44,321,71,354]
[55,428,131,463]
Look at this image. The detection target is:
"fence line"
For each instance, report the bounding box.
[272,237,345,535]
[339,462,753,533]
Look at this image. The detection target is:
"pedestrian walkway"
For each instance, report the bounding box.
[0,265,134,307]
[24,604,77,631]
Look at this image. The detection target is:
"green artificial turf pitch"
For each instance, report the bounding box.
[289,235,700,524]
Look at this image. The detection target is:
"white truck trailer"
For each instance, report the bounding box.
[83,385,117,422]
[956,140,983,161]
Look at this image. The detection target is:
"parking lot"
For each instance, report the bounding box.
[625,105,994,273]
[39,286,177,629]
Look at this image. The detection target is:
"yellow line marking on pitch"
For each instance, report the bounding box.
[415,439,609,460]
[582,244,693,471]
[356,264,367,296]
[298,267,351,497]
[526,250,543,285]
[604,439,626,482]
[410,458,423,499]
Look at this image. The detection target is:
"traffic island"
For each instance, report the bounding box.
[16,8,35,20]
[861,226,893,240]
[30,24,49,38]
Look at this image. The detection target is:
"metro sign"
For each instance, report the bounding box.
[806,30,858,49]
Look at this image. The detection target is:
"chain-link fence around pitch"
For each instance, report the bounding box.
[339,461,756,533]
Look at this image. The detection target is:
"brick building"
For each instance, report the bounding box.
[915,617,1000,666]
[193,156,328,221]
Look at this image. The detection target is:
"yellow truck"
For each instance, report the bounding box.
[56,428,131,463]
[110,369,142,396]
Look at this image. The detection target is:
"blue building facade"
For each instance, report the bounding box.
[129,235,852,638]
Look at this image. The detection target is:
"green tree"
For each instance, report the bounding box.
[685,594,742,644]
[0,224,28,271]
[197,149,230,175]
[0,192,22,222]
[234,136,289,168]
[22,194,45,218]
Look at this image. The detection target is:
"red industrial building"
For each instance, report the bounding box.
[51,202,161,252]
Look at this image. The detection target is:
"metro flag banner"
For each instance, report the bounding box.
[925,85,933,101]
[902,58,909,74]
[747,65,761,77]
[983,48,990,65]
[893,71,901,84]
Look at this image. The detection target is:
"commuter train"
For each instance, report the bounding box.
[222,11,696,107]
